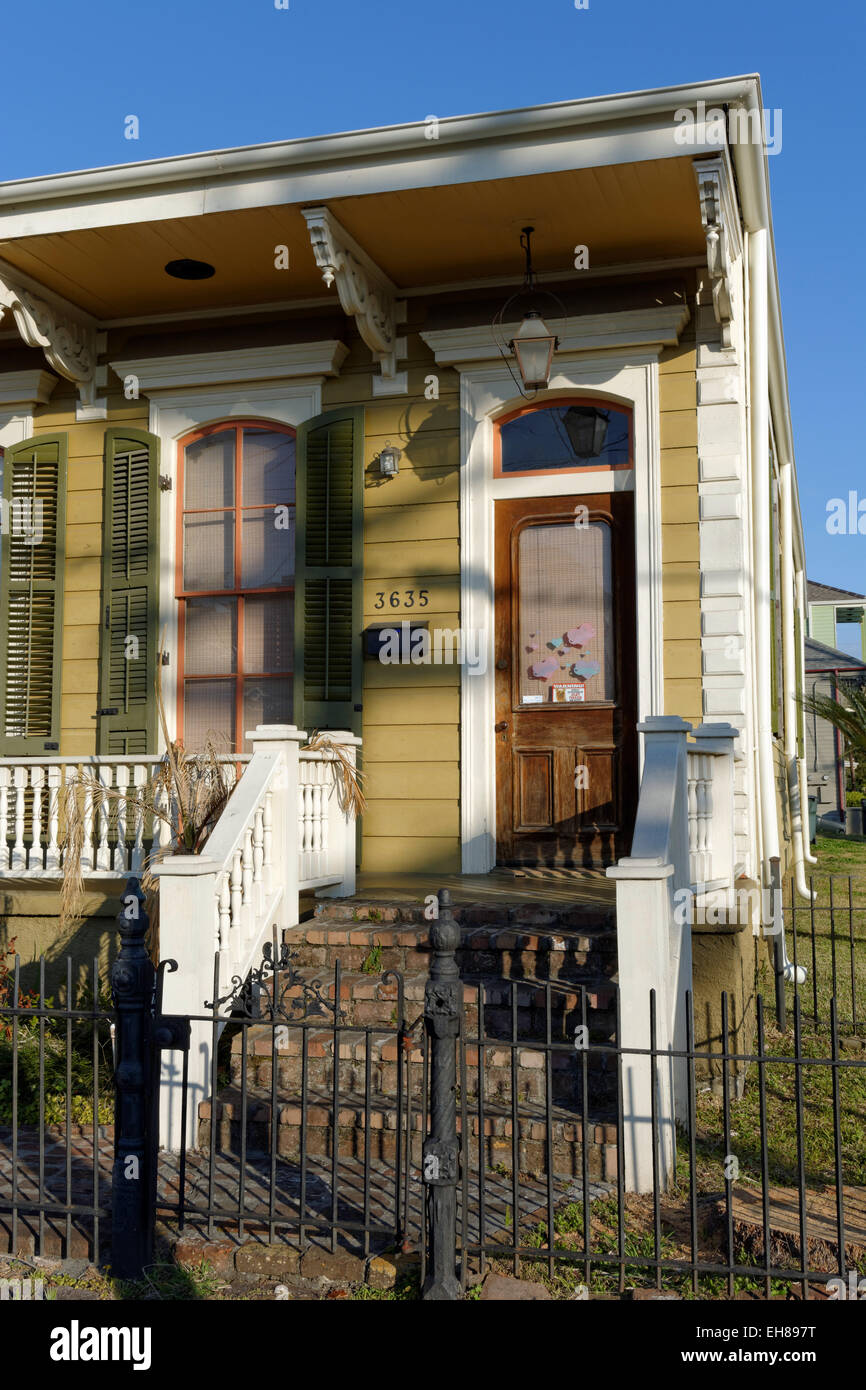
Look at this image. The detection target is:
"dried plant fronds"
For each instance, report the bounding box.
[305,731,367,816]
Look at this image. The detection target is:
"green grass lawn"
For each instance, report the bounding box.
[781,834,866,1033]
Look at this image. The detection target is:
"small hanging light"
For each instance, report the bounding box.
[378,442,401,478]
[494,226,564,398]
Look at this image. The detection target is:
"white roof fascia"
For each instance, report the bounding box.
[0,76,761,240]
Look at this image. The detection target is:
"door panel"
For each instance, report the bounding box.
[494,493,637,868]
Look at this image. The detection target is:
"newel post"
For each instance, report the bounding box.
[248,724,307,932]
[314,729,362,899]
[421,887,463,1301]
[110,877,154,1279]
[693,722,738,887]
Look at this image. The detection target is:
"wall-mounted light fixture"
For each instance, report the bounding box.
[378,442,401,478]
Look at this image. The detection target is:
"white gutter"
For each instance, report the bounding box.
[781,462,814,901]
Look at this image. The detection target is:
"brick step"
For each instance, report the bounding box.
[229,1024,617,1107]
[199,1086,618,1182]
[256,967,617,1038]
[293,905,617,988]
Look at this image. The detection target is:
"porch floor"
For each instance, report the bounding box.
[307,867,616,911]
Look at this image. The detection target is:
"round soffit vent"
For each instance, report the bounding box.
[164,258,216,280]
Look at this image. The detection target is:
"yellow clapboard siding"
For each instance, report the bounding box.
[364,762,458,799]
[364,503,458,544]
[663,639,702,680]
[664,602,702,641]
[364,657,461,689]
[67,490,103,526]
[664,678,703,724]
[66,523,102,558]
[66,424,110,459]
[61,659,100,694]
[660,409,698,450]
[660,447,699,487]
[360,835,460,875]
[364,580,460,617]
[323,365,459,406]
[61,694,99,727]
[63,623,100,656]
[64,591,101,627]
[363,800,459,837]
[65,557,102,592]
[363,687,458,725]
[365,432,460,475]
[60,729,97,756]
[659,344,697,375]
[659,372,697,411]
[662,562,701,603]
[662,524,700,564]
[661,485,699,525]
[363,466,459,509]
[68,460,105,492]
[364,539,458,579]
[363,726,459,762]
[365,398,461,437]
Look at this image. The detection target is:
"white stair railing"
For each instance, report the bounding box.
[154,725,360,1150]
[608,717,738,1192]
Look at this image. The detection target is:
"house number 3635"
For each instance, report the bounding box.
[374,589,430,609]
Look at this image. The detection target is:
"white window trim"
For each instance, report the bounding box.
[145,372,325,743]
[456,351,664,873]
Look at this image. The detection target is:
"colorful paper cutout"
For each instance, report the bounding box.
[547,637,563,650]
[530,657,559,679]
[566,624,595,647]
[571,659,600,679]
[526,642,539,652]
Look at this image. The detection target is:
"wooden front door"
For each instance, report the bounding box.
[494,493,637,868]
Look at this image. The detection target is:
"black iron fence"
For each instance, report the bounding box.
[1,883,864,1300]
[785,874,866,1034]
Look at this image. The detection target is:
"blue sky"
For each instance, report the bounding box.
[1,0,864,643]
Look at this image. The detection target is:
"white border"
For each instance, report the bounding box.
[148,377,323,742]
[458,351,664,873]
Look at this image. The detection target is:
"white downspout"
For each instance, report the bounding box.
[781,463,814,902]
[796,567,819,865]
[749,228,805,984]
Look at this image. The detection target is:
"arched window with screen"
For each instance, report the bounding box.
[176,419,295,753]
[494,398,632,478]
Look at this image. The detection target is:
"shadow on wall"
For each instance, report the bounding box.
[0,880,123,1001]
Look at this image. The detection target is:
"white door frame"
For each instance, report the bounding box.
[456,351,664,873]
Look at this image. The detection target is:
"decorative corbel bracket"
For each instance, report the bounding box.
[302,206,401,379]
[0,260,98,406]
[694,156,742,350]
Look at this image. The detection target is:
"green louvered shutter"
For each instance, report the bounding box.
[295,407,364,735]
[97,428,160,754]
[0,435,67,753]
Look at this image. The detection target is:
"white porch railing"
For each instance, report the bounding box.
[607,717,738,1192]
[153,725,360,1150]
[0,755,249,878]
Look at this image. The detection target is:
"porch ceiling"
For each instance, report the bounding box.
[0,156,706,322]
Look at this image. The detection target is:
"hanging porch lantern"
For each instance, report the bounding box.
[493,226,565,399]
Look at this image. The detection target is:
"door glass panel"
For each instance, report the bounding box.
[517,519,613,704]
[184,597,237,675]
[183,677,235,751]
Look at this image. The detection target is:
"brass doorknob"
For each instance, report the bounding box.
[494,721,508,733]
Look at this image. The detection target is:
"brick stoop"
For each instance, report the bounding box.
[198,895,620,1178]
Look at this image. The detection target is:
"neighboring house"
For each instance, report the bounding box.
[0,75,812,937]
[806,580,866,660]
[804,635,866,822]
